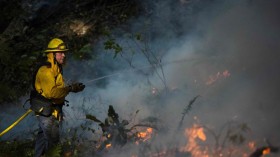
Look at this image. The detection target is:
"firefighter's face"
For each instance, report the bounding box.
[55,52,66,64]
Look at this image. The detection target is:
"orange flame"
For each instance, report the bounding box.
[106,143,112,149]
[178,121,269,157]
[137,128,153,139]
[136,128,153,144]
[181,124,209,157]
[197,127,207,141]
[262,148,270,155]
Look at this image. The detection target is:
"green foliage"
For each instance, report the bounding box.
[72,44,93,60]
[0,140,34,157]
[0,0,140,105]
[0,39,36,102]
[45,144,62,157]
[104,38,123,58]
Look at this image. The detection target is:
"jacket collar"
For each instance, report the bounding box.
[47,53,61,76]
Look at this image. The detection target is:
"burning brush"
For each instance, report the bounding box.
[86,105,129,150]
[86,105,157,152]
[249,141,279,157]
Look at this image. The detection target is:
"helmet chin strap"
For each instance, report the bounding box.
[53,52,57,64]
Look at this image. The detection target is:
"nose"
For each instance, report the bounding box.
[61,52,65,57]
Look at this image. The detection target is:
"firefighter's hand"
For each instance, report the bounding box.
[69,82,85,93]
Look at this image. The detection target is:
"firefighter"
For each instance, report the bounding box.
[32,38,85,157]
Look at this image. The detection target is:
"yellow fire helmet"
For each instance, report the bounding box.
[44,38,69,52]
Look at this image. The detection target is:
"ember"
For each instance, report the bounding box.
[206,70,230,85]
[262,148,270,155]
[249,145,279,157]
[105,143,112,149]
[87,105,157,153]
[87,106,279,157]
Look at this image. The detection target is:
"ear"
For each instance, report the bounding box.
[53,52,57,59]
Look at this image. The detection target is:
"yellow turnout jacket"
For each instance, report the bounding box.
[34,53,69,105]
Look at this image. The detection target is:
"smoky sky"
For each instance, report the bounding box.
[1,0,280,156]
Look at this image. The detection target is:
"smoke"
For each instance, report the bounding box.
[1,0,280,155]
[66,0,280,155]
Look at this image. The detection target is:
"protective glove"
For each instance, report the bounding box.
[68,82,85,93]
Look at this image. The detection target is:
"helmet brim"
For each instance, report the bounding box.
[44,49,69,52]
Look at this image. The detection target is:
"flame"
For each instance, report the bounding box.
[262,148,270,155]
[206,70,230,85]
[136,128,153,144]
[197,128,206,141]
[179,122,265,157]
[137,128,153,139]
[106,143,112,149]
[181,124,209,157]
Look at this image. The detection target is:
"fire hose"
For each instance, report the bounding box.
[0,109,33,137]
[0,58,197,137]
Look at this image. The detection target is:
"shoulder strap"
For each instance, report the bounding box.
[32,61,51,90]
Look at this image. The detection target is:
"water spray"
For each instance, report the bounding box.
[84,57,199,85]
[0,57,200,138]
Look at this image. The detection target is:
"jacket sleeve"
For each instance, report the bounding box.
[36,67,70,99]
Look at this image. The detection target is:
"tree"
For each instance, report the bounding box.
[0,0,139,104]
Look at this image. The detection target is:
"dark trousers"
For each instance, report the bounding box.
[34,115,60,157]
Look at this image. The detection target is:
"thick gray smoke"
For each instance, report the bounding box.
[1,0,280,156]
[68,0,280,155]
